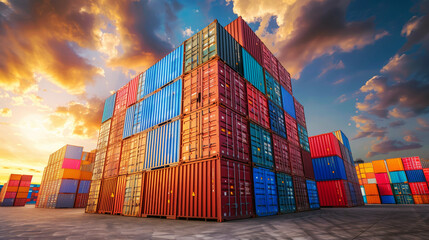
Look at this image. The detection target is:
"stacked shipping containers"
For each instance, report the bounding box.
[309,130,364,207]
[87,17,319,221]
[36,145,95,208]
[27,184,40,204]
[0,174,33,207]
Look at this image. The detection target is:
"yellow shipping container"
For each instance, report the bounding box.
[361,173,367,179]
[364,162,373,168]
[365,167,374,173]
[386,158,404,171]
[80,171,92,181]
[333,130,345,144]
[372,160,387,173]
[59,169,81,180]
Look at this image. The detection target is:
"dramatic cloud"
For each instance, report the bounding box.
[366,139,422,158]
[0,108,11,117]
[389,120,405,128]
[227,0,386,78]
[400,0,429,51]
[417,118,429,131]
[351,115,386,140]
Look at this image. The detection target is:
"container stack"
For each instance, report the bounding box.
[36,145,96,208]
[87,17,319,221]
[309,131,364,207]
[0,174,33,207]
[356,162,381,204]
[27,184,40,204]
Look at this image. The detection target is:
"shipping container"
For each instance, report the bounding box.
[372,160,387,173]
[182,106,249,163]
[253,167,278,216]
[78,180,91,194]
[294,98,306,128]
[92,120,111,181]
[281,86,295,119]
[127,75,139,107]
[103,142,122,178]
[242,49,265,94]
[301,150,315,180]
[225,16,263,66]
[102,93,116,123]
[289,143,304,177]
[142,167,178,219]
[247,83,270,128]
[268,100,286,138]
[249,123,274,168]
[285,113,299,147]
[65,145,83,160]
[278,64,292,95]
[86,180,101,213]
[113,175,127,215]
[139,45,183,99]
[378,184,393,195]
[184,21,242,75]
[390,171,408,183]
[409,182,429,195]
[366,195,381,204]
[276,173,296,213]
[123,173,144,217]
[375,173,390,184]
[62,158,81,170]
[309,133,342,159]
[122,105,135,139]
[312,156,347,181]
[392,183,412,195]
[402,157,422,170]
[413,195,429,204]
[363,184,379,196]
[317,180,351,207]
[297,124,310,152]
[293,176,310,211]
[177,158,253,221]
[261,43,279,81]
[405,170,426,182]
[424,168,429,182]
[145,120,181,169]
[380,195,396,204]
[395,195,414,204]
[265,71,282,107]
[74,193,89,208]
[339,143,351,165]
[98,177,118,214]
[332,130,351,153]
[13,198,27,206]
[272,134,291,174]
[128,132,147,174]
[59,179,79,194]
[56,194,76,208]
[306,180,320,209]
[386,158,404,171]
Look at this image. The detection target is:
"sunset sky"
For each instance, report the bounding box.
[0,0,428,184]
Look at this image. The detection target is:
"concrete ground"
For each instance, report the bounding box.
[1,205,429,239]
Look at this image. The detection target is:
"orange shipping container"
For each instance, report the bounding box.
[10,174,22,181]
[372,160,387,173]
[17,187,30,193]
[98,177,118,214]
[113,175,127,215]
[363,184,379,195]
[362,179,368,184]
[413,195,429,204]
[386,158,404,171]
[59,169,81,180]
[6,186,18,192]
[366,173,375,179]
[16,192,28,198]
[366,195,381,204]
[80,171,92,181]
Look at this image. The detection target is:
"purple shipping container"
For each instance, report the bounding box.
[65,145,83,160]
[59,179,79,193]
[56,194,76,208]
[1,198,14,206]
[78,180,91,194]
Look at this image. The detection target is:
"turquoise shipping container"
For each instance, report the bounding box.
[253,167,278,216]
[306,180,320,209]
[101,93,116,123]
[312,156,347,181]
[390,171,408,183]
[249,123,274,169]
[276,172,296,213]
[281,86,295,119]
[394,195,414,204]
[392,183,412,195]
[242,48,265,94]
[268,100,286,139]
[265,71,282,107]
[297,124,310,152]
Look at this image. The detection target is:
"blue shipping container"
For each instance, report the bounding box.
[268,100,286,138]
[348,182,357,206]
[243,48,265,94]
[138,45,183,99]
[312,156,347,181]
[390,171,408,183]
[265,71,282,107]
[78,180,91,194]
[122,105,135,139]
[276,173,296,213]
[59,179,79,194]
[65,145,83,160]
[101,93,116,123]
[306,180,320,209]
[405,170,426,182]
[297,124,310,152]
[133,79,182,134]
[392,183,412,195]
[281,86,295,119]
[380,195,396,204]
[395,195,414,204]
[56,194,76,208]
[253,167,278,216]
[250,123,274,169]
[144,120,181,170]
[1,198,14,206]
[363,195,367,204]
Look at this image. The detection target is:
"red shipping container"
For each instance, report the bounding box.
[317,180,352,207]
[272,134,291,174]
[378,184,393,195]
[401,156,422,170]
[301,149,314,180]
[289,143,304,177]
[294,98,306,128]
[127,76,139,107]
[104,142,122,179]
[278,63,292,94]
[285,112,299,147]
[375,173,390,184]
[74,194,89,208]
[13,198,27,206]
[183,59,247,116]
[19,180,31,187]
[247,83,270,129]
[225,16,263,67]
[293,176,310,212]
[181,105,250,163]
[8,180,19,187]
[142,167,178,219]
[114,83,129,115]
[409,182,429,195]
[177,158,253,222]
[98,177,118,214]
[113,175,127,215]
[424,168,429,182]
[5,192,16,199]
[20,175,32,182]
[261,43,279,80]
[308,133,342,159]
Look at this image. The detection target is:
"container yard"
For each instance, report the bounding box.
[0,174,33,207]
[26,184,40,204]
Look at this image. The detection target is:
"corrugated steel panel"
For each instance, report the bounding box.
[281,85,295,119]
[56,194,76,208]
[366,195,381,204]
[317,180,351,207]
[225,16,263,66]
[122,105,135,139]
[276,173,296,213]
[102,93,116,123]
[139,45,183,99]
[265,71,282,107]
[301,149,314,180]
[347,182,358,206]
[392,183,412,195]
[294,98,306,128]
[378,184,393,195]
[409,182,429,195]
[386,158,404,171]
[142,167,178,218]
[98,177,117,214]
[285,115,299,159]
[413,195,429,204]
[182,106,250,163]
[127,76,139,107]
[62,158,81,170]
[64,145,83,160]
[424,168,429,182]
[13,198,27,206]
[113,175,127,215]
[289,143,304,177]
[297,124,310,152]
[92,120,111,181]
[177,158,253,221]
[20,175,32,182]
[312,156,347,181]
[123,173,144,216]
[145,120,181,170]
[308,133,342,159]
[306,180,320,209]
[278,63,292,95]
[402,156,422,170]
[103,142,122,179]
[249,123,273,169]
[395,195,414,204]
[261,43,279,80]
[405,170,426,182]
[78,180,91,194]
[380,195,395,204]
[85,180,101,213]
[293,176,310,211]
[253,167,278,216]
[375,173,390,184]
[247,83,270,128]
[133,79,181,134]
[242,49,265,93]
[74,193,89,208]
[182,59,247,116]
[59,179,78,194]
[272,134,291,174]
[363,184,379,195]
[332,130,351,153]
[268,100,286,138]
[114,83,129,116]
[128,132,147,174]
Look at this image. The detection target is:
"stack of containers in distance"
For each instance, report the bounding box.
[36,145,96,208]
[309,130,363,207]
[354,166,368,204]
[356,162,381,204]
[402,157,429,204]
[386,158,413,204]
[27,184,40,204]
[372,160,395,204]
[0,174,33,207]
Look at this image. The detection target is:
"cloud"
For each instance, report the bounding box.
[417,118,429,131]
[389,120,405,128]
[366,139,422,158]
[400,1,429,52]
[351,115,386,140]
[337,94,347,103]
[182,27,194,37]
[319,60,345,77]
[403,134,421,143]
[0,108,11,117]
[333,78,345,85]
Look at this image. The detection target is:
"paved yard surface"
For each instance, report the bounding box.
[1,205,429,239]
